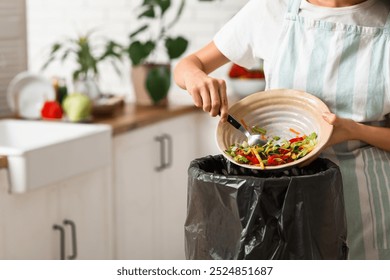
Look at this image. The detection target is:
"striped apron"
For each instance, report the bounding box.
[266,0,390,259]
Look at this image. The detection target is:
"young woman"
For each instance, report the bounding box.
[174,0,390,259]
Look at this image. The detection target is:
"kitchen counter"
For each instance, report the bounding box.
[0,101,198,169]
[93,101,199,135]
[0,156,7,169]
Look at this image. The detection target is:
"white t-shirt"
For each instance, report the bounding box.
[214,0,390,69]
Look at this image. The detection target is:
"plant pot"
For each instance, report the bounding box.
[131,64,171,106]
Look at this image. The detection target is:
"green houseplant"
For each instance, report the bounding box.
[42,31,123,100]
[125,0,189,105]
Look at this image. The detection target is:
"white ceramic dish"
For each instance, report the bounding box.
[7,72,55,119]
[216,89,333,170]
[229,78,266,97]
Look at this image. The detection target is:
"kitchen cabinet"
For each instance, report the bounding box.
[56,167,112,260]
[113,113,198,259]
[0,166,112,260]
[194,113,221,157]
[0,170,7,259]
[0,108,222,260]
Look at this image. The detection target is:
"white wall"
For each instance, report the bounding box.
[26,0,248,102]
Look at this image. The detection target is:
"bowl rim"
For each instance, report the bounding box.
[216,88,334,170]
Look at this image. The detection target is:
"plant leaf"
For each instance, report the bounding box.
[165,36,188,60]
[157,0,171,17]
[129,25,149,38]
[145,65,171,104]
[128,41,156,65]
[41,43,63,70]
[73,69,83,81]
[99,40,123,61]
[41,56,56,70]
[142,0,155,6]
[60,49,72,63]
[50,43,62,55]
[138,5,155,19]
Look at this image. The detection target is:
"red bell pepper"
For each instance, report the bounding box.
[289,136,304,143]
[41,101,63,119]
[237,150,259,165]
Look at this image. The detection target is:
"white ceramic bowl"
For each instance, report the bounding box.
[229,78,266,97]
[216,89,333,170]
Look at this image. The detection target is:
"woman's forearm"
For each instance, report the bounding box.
[174,41,230,90]
[353,123,390,152]
[173,55,205,90]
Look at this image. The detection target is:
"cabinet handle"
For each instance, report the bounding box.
[63,219,78,260]
[162,134,173,169]
[155,136,165,172]
[155,134,173,171]
[53,224,65,260]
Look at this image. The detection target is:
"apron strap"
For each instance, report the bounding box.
[384,11,390,32]
[287,0,301,16]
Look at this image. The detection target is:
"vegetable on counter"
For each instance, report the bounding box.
[41,100,63,119]
[62,93,92,122]
[228,64,265,79]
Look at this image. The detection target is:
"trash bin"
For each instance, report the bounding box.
[185,155,348,260]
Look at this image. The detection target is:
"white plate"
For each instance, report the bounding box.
[7,72,55,119]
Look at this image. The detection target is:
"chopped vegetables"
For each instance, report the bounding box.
[240,118,250,131]
[289,128,301,135]
[251,125,267,135]
[225,130,318,169]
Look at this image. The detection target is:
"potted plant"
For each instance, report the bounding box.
[125,0,189,106]
[42,31,123,100]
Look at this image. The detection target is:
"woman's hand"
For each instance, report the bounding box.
[322,112,356,147]
[298,112,354,167]
[183,69,228,122]
[174,42,231,122]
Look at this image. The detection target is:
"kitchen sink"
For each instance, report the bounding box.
[0,119,111,193]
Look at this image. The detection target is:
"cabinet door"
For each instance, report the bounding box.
[0,167,111,260]
[58,166,112,260]
[157,115,197,259]
[0,170,8,259]
[1,183,59,260]
[113,114,199,260]
[113,124,160,259]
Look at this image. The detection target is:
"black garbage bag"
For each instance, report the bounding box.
[185,155,348,260]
